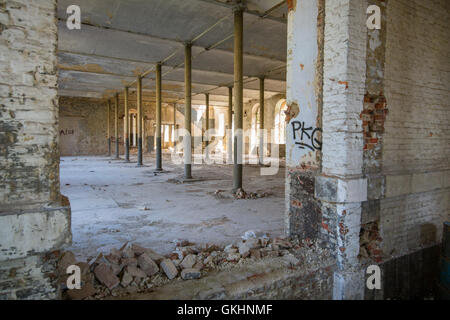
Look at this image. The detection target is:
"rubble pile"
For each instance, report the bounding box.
[232,188,271,200]
[59,234,316,300]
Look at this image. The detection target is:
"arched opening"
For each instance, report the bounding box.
[274,99,287,145]
[250,103,260,155]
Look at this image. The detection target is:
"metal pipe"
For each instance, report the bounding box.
[156,63,163,171]
[259,77,264,165]
[233,7,243,191]
[115,93,120,159]
[124,87,130,162]
[227,86,233,164]
[107,100,111,157]
[137,76,143,166]
[184,43,192,179]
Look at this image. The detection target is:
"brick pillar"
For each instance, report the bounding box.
[318,0,369,299]
[0,0,71,299]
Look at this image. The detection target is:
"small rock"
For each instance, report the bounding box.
[137,253,159,276]
[227,253,241,262]
[120,270,133,287]
[245,238,259,249]
[193,262,204,271]
[238,242,250,257]
[242,230,257,240]
[105,253,121,265]
[181,268,201,280]
[224,244,236,253]
[124,266,147,279]
[250,249,261,260]
[144,248,165,264]
[110,263,123,276]
[88,253,107,269]
[172,259,181,267]
[273,238,292,249]
[94,263,119,290]
[204,256,214,265]
[180,254,196,269]
[160,259,178,280]
[121,246,135,259]
[131,244,146,256]
[120,257,138,267]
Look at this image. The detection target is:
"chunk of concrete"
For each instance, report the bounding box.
[160,259,178,280]
[131,243,146,256]
[124,266,147,279]
[137,253,159,276]
[181,268,201,280]
[180,254,196,269]
[144,248,165,264]
[94,263,119,290]
[120,270,133,287]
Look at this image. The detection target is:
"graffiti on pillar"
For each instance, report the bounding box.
[60,129,75,136]
[291,121,322,151]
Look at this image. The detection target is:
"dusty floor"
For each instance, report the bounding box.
[60,153,285,260]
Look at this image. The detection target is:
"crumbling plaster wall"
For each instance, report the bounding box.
[0,0,71,299]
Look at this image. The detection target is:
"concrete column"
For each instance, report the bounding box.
[233,6,244,191]
[137,76,143,165]
[114,93,120,159]
[259,77,264,165]
[155,63,163,171]
[184,43,192,179]
[124,87,130,162]
[227,86,233,163]
[107,100,111,156]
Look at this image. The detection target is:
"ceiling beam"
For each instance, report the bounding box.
[195,0,287,24]
[58,20,286,65]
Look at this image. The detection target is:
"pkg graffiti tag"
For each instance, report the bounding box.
[291,121,322,151]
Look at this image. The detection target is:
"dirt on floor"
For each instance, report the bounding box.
[60,153,286,261]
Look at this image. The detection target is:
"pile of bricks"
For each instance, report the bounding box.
[58,235,303,300]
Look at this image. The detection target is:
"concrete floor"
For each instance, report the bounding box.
[60,153,285,260]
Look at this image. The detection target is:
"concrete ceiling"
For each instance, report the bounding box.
[57,0,287,106]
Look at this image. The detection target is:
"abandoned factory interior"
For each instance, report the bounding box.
[0,0,449,301]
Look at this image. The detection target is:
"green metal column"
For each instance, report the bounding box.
[156,63,163,171]
[227,86,233,164]
[173,103,177,149]
[115,93,119,159]
[107,100,111,157]
[259,77,264,165]
[124,87,130,162]
[233,6,243,191]
[137,76,143,166]
[184,43,192,179]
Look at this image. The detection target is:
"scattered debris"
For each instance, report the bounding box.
[232,188,271,200]
[59,233,328,300]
